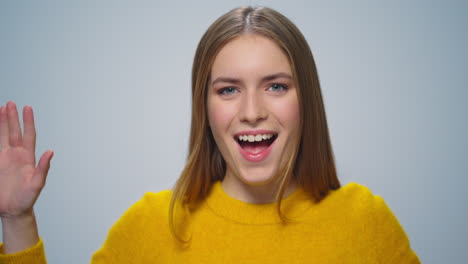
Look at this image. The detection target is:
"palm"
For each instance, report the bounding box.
[0,102,53,219]
[0,148,36,216]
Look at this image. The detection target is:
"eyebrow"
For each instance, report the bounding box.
[210,72,292,86]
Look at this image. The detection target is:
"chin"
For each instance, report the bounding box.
[236,166,279,186]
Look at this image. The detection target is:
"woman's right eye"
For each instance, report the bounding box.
[218,87,238,95]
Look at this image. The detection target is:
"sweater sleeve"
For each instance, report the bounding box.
[0,238,47,264]
[370,194,421,263]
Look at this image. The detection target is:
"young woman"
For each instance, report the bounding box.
[0,6,420,263]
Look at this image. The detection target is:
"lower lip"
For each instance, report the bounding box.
[238,138,276,162]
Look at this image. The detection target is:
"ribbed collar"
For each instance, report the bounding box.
[205,180,314,225]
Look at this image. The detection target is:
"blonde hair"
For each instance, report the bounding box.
[169,6,340,243]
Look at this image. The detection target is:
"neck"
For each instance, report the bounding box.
[221,173,298,204]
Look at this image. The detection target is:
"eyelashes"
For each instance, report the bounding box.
[267,83,288,92]
[217,83,289,96]
[218,87,238,95]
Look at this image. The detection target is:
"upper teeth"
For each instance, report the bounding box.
[238,134,274,142]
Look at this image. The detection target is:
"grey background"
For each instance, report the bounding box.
[1,0,466,263]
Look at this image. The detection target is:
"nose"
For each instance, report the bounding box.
[238,89,267,125]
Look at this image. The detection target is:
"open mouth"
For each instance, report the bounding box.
[235,133,278,155]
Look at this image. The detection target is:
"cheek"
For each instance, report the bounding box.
[270,93,300,129]
[285,101,300,128]
[207,99,237,161]
[207,99,237,138]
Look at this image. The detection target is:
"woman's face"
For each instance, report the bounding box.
[207,34,300,187]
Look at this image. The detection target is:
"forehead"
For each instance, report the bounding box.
[211,34,292,79]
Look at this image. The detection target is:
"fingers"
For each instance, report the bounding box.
[6,101,23,147]
[0,102,37,151]
[32,150,54,190]
[0,105,8,149]
[22,106,36,153]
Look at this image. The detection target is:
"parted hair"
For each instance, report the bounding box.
[169,6,340,243]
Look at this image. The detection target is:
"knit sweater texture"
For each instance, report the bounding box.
[0,181,420,263]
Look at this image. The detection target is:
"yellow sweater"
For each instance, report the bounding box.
[0,181,420,263]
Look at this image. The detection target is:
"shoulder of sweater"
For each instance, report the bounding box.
[114,189,173,226]
[92,189,175,260]
[321,182,391,218]
[330,184,418,261]
[139,189,173,208]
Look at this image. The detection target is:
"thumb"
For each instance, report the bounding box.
[32,150,54,190]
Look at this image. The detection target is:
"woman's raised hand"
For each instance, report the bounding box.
[0,101,54,220]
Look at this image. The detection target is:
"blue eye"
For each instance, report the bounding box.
[268,83,288,92]
[218,87,238,95]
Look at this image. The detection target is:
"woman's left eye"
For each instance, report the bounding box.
[267,83,288,93]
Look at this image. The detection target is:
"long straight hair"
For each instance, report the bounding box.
[169,6,340,243]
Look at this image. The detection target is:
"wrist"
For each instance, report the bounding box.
[1,210,39,254]
[1,210,35,225]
